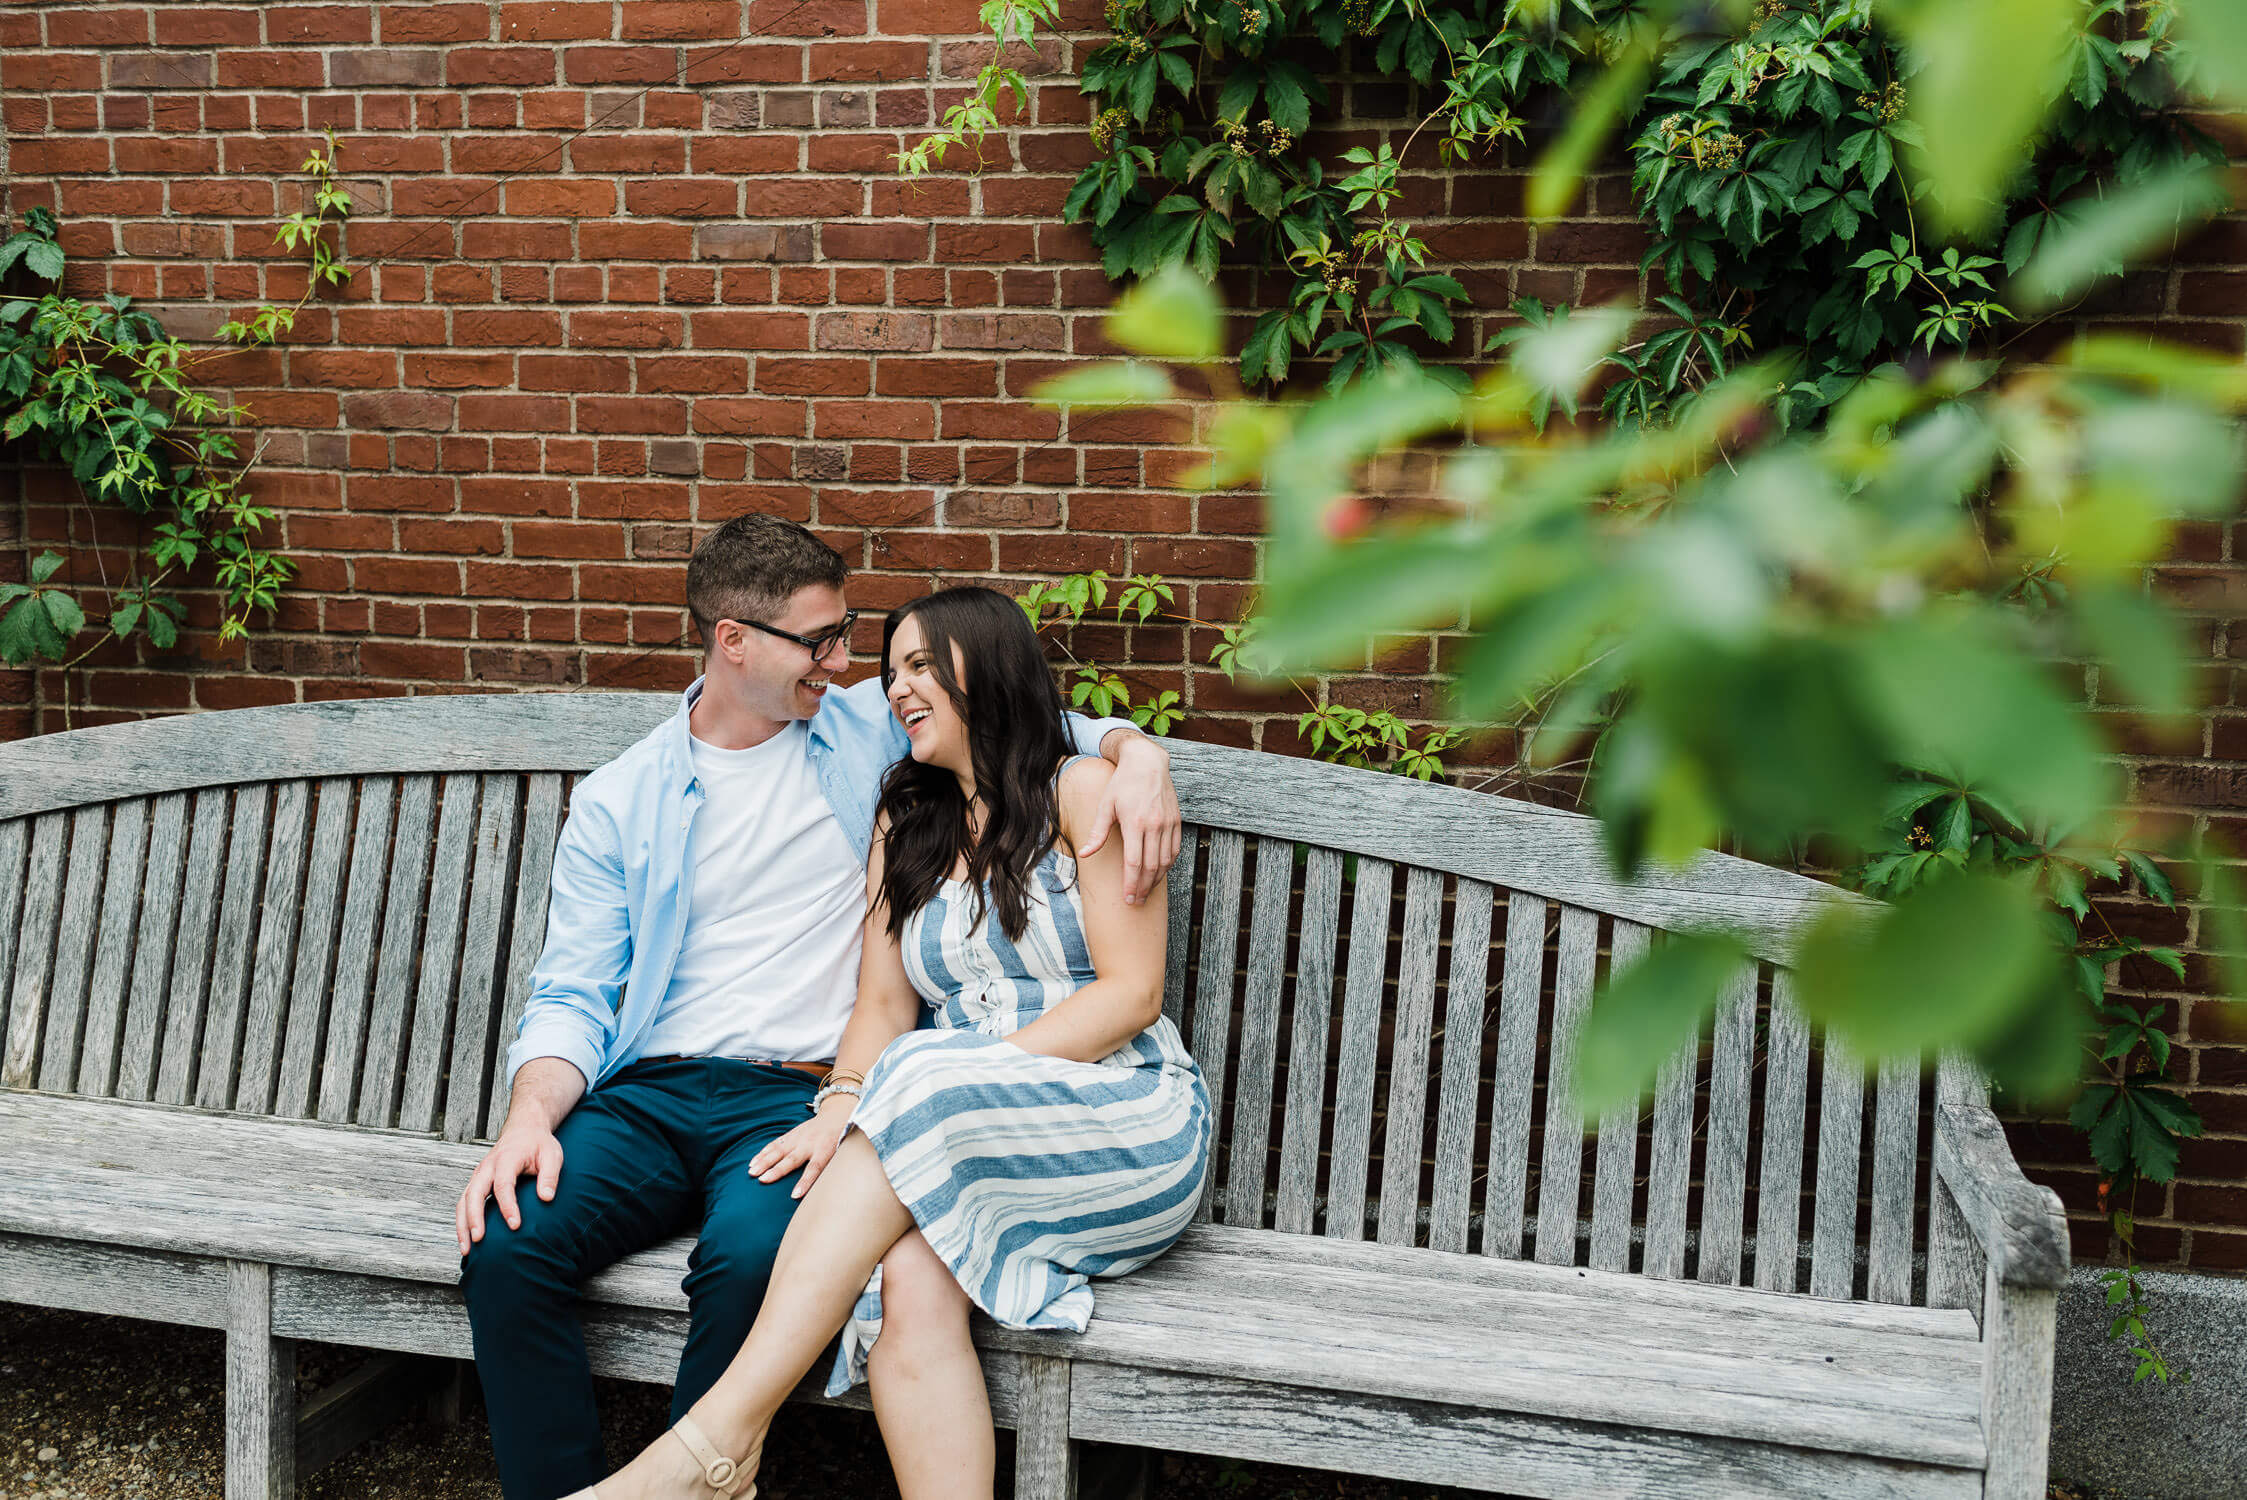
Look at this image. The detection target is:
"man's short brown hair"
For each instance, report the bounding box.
[685,514,847,641]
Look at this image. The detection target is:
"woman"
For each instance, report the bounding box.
[573,586,1211,1500]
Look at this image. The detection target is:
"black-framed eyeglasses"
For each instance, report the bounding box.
[724,610,858,660]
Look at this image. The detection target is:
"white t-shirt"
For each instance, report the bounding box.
[641,720,867,1061]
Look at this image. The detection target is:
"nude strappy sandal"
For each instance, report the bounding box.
[561,1413,758,1500]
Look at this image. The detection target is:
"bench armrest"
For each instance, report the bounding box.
[1932,1099,2069,1292]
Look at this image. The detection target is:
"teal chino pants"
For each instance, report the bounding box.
[459,1057,815,1500]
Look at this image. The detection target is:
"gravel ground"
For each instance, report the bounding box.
[0,1303,1494,1499]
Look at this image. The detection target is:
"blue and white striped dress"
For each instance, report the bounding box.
[824,822,1211,1396]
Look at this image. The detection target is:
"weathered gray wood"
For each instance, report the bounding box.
[1274,845,1343,1236]
[1925,1057,1983,1317]
[1224,836,1294,1230]
[0,1230,231,1327]
[294,1352,440,1477]
[233,782,311,1114]
[117,792,189,1102]
[37,805,109,1092]
[1326,857,1394,1241]
[1533,905,1599,1266]
[1161,829,1200,1031]
[0,818,27,1052]
[1642,929,1697,1281]
[1932,1102,2069,1291]
[1482,892,1546,1259]
[76,798,149,1097]
[275,780,356,1120]
[1068,1365,1980,1500]
[1868,1054,1920,1305]
[399,774,478,1133]
[1428,878,1494,1255]
[1695,960,1757,1287]
[484,772,563,1138]
[1751,976,1810,1294]
[1979,1269,2058,1500]
[1589,920,1650,1273]
[442,776,521,1143]
[320,778,397,1126]
[0,698,1866,969]
[1187,829,1246,1224]
[195,785,274,1111]
[356,775,436,1129]
[1812,1034,1867,1300]
[227,1259,295,1500]
[1377,867,1444,1247]
[155,790,229,1105]
[1015,1354,1078,1500]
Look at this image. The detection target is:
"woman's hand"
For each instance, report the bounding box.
[750,1099,856,1199]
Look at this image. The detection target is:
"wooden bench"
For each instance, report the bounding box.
[0,694,2066,1500]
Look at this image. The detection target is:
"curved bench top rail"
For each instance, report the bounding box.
[0,692,1853,963]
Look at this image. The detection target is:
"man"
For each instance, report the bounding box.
[455,514,1180,1500]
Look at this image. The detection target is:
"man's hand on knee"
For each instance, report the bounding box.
[456,1128,564,1253]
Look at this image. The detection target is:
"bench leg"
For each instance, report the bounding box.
[1014,1354,1078,1500]
[1980,1263,2057,1500]
[226,1261,296,1500]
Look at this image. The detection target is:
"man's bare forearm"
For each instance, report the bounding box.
[501,1056,588,1138]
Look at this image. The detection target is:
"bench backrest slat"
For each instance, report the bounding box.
[358,775,439,1128]
[1642,940,1698,1279]
[1811,1034,1867,1298]
[193,784,273,1110]
[0,818,25,1066]
[446,774,523,1143]
[1753,975,1813,1292]
[235,781,313,1113]
[400,774,481,1133]
[275,780,357,1119]
[1482,891,1547,1260]
[1273,846,1344,1236]
[320,777,397,1124]
[484,772,565,1137]
[1696,960,1759,1286]
[155,791,228,1104]
[78,797,149,1096]
[1324,856,1393,1241]
[1532,904,1597,1265]
[1869,1056,1921,1304]
[40,807,110,1093]
[117,792,189,1103]
[1376,866,1444,1247]
[3,813,64,1089]
[1223,837,1294,1229]
[1588,920,1651,1273]
[1160,832,1198,1031]
[1186,828,1247,1224]
[1426,876,1493,1255]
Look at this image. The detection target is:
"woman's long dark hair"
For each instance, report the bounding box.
[876,586,1074,942]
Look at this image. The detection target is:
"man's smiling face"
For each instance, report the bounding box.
[720,582,852,725]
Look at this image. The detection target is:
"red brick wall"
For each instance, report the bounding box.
[1,1,2242,1274]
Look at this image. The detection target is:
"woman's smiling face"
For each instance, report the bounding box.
[886,614,970,773]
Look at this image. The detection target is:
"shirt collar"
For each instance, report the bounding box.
[674,674,840,764]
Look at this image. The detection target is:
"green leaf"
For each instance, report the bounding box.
[29,549,66,585]
[23,238,64,282]
[2124,851,2176,908]
[1576,932,1748,1115]
[110,600,142,639]
[1889,0,2076,233]
[1528,41,1653,220]
[41,589,85,640]
[0,592,68,664]
[2177,0,2247,106]
[1794,870,2054,1060]
[1031,360,1175,411]
[1107,266,1222,362]
[2073,586,2193,720]
[2014,163,2231,311]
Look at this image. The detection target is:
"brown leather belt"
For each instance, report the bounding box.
[639,1055,831,1080]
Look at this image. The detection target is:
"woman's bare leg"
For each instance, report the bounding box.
[868,1230,993,1499]
[594,1132,913,1499]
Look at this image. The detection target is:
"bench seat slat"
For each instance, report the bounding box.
[1325,857,1393,1242]
[155,791,229,1105]
[38,807,110,1093]
[1274,846,1343,1236]
[117,793,189,1103]
[1753,975,1811,1293]
[1532,904,1598,1265]
[77,799,150,1096]
[1224,837,1294,1230]
[1427,878,1493,1255]
[3,813,67,1089]
[1481,891,1545,1259]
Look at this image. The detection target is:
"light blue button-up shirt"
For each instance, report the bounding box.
[504,675,1132,1094]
